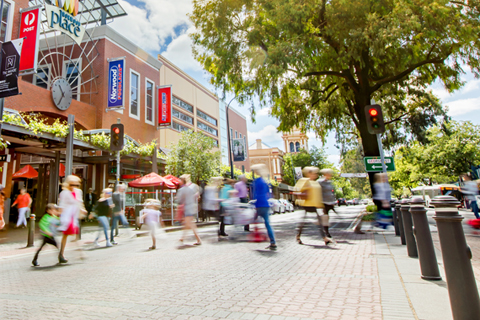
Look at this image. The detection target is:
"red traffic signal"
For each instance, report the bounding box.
[364,105,385,134]
[110,123,124,151]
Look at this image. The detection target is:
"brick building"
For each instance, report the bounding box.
[226,106,249,172]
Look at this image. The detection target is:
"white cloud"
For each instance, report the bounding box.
[161,27,202,72]
[248,125,282,147]
[445,98,480,116]
[327,155,341,168]
[257,107,271,116]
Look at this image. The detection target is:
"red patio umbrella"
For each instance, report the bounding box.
[59,163,65,177]
[128,172,176,189]
[163,174,181,186]
[12,165,38,179]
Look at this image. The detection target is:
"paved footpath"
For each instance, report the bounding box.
[0,207,460,319]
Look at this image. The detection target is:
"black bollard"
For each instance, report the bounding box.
[27,214,36,247]
[396,201,406,245]
[392,200,400,236]
[409,197,441,280]
[431,195,480,320]
[401,199,418,258]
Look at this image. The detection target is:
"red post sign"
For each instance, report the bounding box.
[158,86,172,127]
[19,8,40,72]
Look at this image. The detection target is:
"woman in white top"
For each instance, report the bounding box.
[58,175,86,263]
[140,199,164,250]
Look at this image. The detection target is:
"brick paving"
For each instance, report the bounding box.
[1,211,383,319]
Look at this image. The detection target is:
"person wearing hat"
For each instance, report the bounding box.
[0,185,4,230]
[140,199,164,250]
[319,168,336,238]
[251,164,277,250]
[296,167,332,245]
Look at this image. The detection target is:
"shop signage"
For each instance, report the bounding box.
[19,7,41,73]
[107,58,125,109]
[0,154,11,162]
[0,39,24,98]
[158,85,172,127]
[45,3,85,46]
[121,174,141,180]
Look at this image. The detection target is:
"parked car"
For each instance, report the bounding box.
[279,199,294,212]
[346,199,354,205]
[359,199,370,205]
[338,198,348,206]
[268,199,286,214]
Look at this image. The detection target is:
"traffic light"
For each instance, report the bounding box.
[364,105,385,134]
[110,123,124,151]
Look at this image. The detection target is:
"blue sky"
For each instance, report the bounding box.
[111,0,480,166]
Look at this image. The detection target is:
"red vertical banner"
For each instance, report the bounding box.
[158,86,172,127]
[19,7,40,72]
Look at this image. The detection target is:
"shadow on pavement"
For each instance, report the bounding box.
[30,264,69,271]
[254,249,278,256]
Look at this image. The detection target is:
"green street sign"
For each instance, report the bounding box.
[364,156,395,172]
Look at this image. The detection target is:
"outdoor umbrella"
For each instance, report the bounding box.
[163,174,181,187]
[128,172,176,189]
[12,165,38,179]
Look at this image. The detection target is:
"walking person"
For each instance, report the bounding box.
[90,188,114,247]
[32,204,60,266]
[0,186,5,230]
[235,175,250,231]
[110,183,129,244]
[203,177,221,222]
[295,167,332,245]
[218,179,234,237]
[177,175,202,246]
[373,173,393,229]
[57,175,86,263]
[12,188,32,228]
[140,199,164,250]
[85,188,97,222]
[251,164,276,250]
[319,169,336,238]
[462,174,480,219]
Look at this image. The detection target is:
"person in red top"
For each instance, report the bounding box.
[12,188,32,228]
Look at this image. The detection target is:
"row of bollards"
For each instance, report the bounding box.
[391,196,480,319]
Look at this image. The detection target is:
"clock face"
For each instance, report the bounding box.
[51,78,73,111]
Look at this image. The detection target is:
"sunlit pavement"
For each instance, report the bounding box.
[0,206,457,319]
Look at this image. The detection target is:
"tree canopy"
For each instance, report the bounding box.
[282,146,332,185]
[166,131,221,183]
[190,0,479,164]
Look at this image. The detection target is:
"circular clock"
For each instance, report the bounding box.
[51,78,73,111]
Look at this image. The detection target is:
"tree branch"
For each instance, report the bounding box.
[384,113,409,125]
[345,99,359,128]
[311,86,339,106]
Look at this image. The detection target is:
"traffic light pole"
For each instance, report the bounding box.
[376,133,387,173]
[116,118,121,185]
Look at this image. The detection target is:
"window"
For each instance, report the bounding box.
[0,1,13,44]
[295,142,300,152]
[172,108,193,124]
[172,96,193,113]
[64,60,81,100]
[235,131,238,138]
[230,128,233,138]
[239,133,242,139]
[145,79,154,124]
[289,142,294,153]
[203,134,219,146]
[129,70,140,119]
[198,122,218,136]
[35,65,50,89]
[172,121,191,133]
[197,109,217,126]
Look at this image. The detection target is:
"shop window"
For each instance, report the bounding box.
[64,60,81,100]
[0,1,13,44]
[197,109,217,126]
[173,108,193,124]
[145,79,154,124]
[172,96,193,113]
[198,121,218,136]
[34,65,50,89]
[172,121,191,132]
[129,70,140,119]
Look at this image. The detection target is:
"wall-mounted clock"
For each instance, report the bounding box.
[51,78,73,111]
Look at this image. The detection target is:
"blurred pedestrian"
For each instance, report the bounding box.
[57,175,86,263]
[373,173,393,229]
[251,164,276,250]
[12,188,32,228]
[203,177,221,222]
[177,175,202,246]
[319,168,336,238]
[296,167,332,245]
[32,204,60,266]
[111,183,129,244]
[219,179,234,237]
[462,174,479,219]
[91,188,114,247]
[85,188,97,222]
[235,175,250,231]
[0,186,5,230]
[140,199,164,250]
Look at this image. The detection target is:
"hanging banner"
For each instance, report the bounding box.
[294,167,303,180]
[107,58,125,109]
[233,138,246,162]
[19,7,41,73]
[0,39,24,98]
[45,3,85,46]
[158,85,172,127]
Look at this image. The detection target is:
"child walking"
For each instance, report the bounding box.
[140,199,164,250]
[32,204,60,266]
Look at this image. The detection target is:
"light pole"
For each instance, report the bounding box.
[225,95,244,179]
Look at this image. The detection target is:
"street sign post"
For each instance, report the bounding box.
[364,156,395,172]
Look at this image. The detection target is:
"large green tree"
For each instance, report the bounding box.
[190,0,480,185]
[282,146,332,185]
[166,131,221,183]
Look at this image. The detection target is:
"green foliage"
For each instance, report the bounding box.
[362,213,376,221]
[166,130,221,183]
[388,120,480,195]
[366,204,377,213]
[340,149,371,198]
[333,178,359,200]
[190,0,479,166]
[282,146,332,185]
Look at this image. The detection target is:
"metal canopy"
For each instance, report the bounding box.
[29,0,127,26]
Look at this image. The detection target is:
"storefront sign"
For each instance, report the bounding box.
[19,7,41,73]
[107,58,125,109]
[158,86,172,127]
[0,39,24,98]
[45,3,85,46]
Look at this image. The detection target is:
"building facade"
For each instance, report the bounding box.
[249,139,284,182]
[227,107,249,172]
[282,128,309,153]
